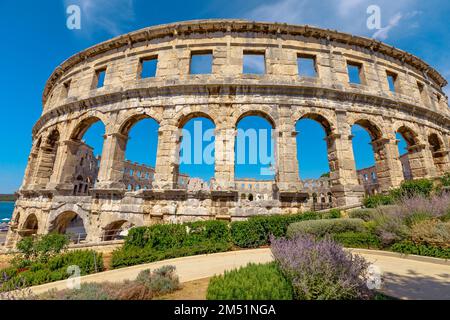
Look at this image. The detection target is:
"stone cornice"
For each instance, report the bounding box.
[42,19,447,106]
[33,82,450,137]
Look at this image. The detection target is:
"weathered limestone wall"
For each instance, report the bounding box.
[6,20,450,245]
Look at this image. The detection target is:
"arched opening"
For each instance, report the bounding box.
[235,114,275,194]
[50,211,87,243]
[69,118,105,194]
[103,220,134,241]
[32,129,60,188]
[428,133,448,176]
[177,115,215,189]
[396,126,419,180]
[20,214,38,237]
[351,120,382,195]
[122,116,160,191]
[296,117,330,180]
[248,194,254,201]
[296,114,333,208]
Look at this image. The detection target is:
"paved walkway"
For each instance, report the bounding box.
[26,248,449,300]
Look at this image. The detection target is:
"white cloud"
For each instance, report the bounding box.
[64,0,135,37]
[244,0,420,40]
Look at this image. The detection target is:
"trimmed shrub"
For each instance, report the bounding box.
[111,241,231,269]
[348,208,376,222]
[271,235,373,300]
[391,241,450,259]
[125,220,230,249]
[230,212,320,248]
[332,232,381,249]
[206,262,293,300]
[230,220,266,248]
[370,210,409,246]
[15,234,69,264]
[286,218,365,238]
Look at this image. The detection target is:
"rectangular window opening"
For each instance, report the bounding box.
[297,55,317,78]
[140,56,158,78]
[386,71,398,92]
[243,51,265,75]
[190,51,213,75]
[61,80,71,99]
[347,62,363,85]
[94,68,106,89]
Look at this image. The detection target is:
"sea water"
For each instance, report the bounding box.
[0,202,14,222]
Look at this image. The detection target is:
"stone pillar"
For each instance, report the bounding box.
[47,140,81,192]
[21,149,39,190]
[153,124,179,189]
[95,132,128,189]
[214,126,236,190]
[371,137,404,192]
[29,141,59,189]
[327,111,364,207]
[277,126,300,192]
[407,143,435,179]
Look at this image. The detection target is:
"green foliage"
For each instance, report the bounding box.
[58,283,112,300]
[323,209,341,219]
[206,262,293,300]
[440,173,450,187]
[391,240,450,259]
[230,212,320,248]
[287,218,365,238]
[1,250,103,292]
[15,234,69,264]
[111,241,231,269]
[363,194,395,208]
[332,232,381,249]
[125,220,230,249]
[399,179,434,198]
[348,208,377,222]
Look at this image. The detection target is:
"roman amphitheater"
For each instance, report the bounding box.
[5,19,450,246]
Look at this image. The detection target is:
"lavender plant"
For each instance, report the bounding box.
[271,235,373,300]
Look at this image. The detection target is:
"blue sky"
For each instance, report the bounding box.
[0,0,448,193]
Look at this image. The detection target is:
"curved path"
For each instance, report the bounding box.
[26,248,449,300]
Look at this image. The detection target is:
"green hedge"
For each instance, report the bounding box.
[111,241,231,269]
[206,262,293,300]
[390,241,450,259]
[230,212,321,248]
[125,220,230,249]
[0,250,103,292]
[332,232,381,249]
[348,208,377,222]
[287,218,365,238]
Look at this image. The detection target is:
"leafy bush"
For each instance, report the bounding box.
[332,232,381,249]
[136,265,180,295]
[230,212,320,248]
[125,220,230,249]
[323,209,341,219]
[348,208,377,222]
[271,235,373,300]
[410,219,450,248]
[1,250,103,292]
[401,193,450,220]
[207,262,293,300]
[286,218,365,238]
[230,220,266,248]
[440,173,450,187]
[399,179,434,198]
[14,234,69,264]
[111,241,231,269]
[363,194,395,208]
[391,241,450,259]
